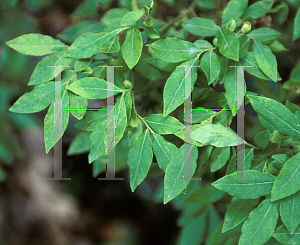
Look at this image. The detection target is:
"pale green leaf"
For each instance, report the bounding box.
[201,50,221,85]
[75,110,106,131]
[67,132,91,155]
[248,28,281,44]
[68,91,88,120]
[88,120,107,163]
[192,107,216,123]
[217,26,239,61]
[101,33,120,53]
[273,225,300,244]
[244,0,274,20]
[222,0,248,25]
[210,147,231,172]
[144,114,184,134]
[120,10,144,26]
[182,17,219,36]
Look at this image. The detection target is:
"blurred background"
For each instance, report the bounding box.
[0,0,300,244]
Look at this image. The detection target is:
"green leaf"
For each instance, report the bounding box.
[120,10,144,26]
[29,51,72,85]
[239,34,250,58]
[192,107,217,123]
[144,114,184,134]
[253,39,278,82]
[247,95,300,138]
[144,26,160,39]
[67,77,123,99]
[201,50,221,85]
[101,8,129,24]
[194,40,214,49]
[239,197,279,245]
[222,0,248,26]
[68,91,87,120]
[293,7,300,41]
[67,132,91,155]
[6,33,67,56]
[212,170,276,199]
[222,197,258,233]
[75,110,106,131]
[182,17,219,36]
[101,32,120,53]
[271,152,300,201]
[74,59,91,72]
[123,90,132,123]
[88,121,107,163]
[163,58,198,116]
[254,130,270,149]
[121,27,143,69]
[127,129,153,191]
[217,26,239,61]
[269,40,287,52]
[174,124,205,147]
[210,147,231,172]
[248,28,281,44]
[244,0,274,20]
[191,123,244,147]
[127,118,143,146]
[273,225,300,244]
[164,144,198,204]
[147,38,201,63]
[152,133,178,171]
[280,191,300,234]
[44,88,69,154]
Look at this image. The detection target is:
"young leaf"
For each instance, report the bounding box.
[88,121,107,163]
[67,77,123,99]
[144,114,184,134]
[244,0,274,20]
[210,147,231,172]
[217,26,239,61]
[68,91,88,120]
[152,133,178,171]
[239,197,279,245]
[163,58,198,116]
[273,225,300,244]
[201,50,221,85]
[222,197,258,233]
[253,37,278,82]
[164,144,198,204]
[248,28,281,44]
[67,132,91,155]
[121,27,143,69]
[271,152,300,201]
[182,17,219,36]
[6,33,67,56]
[212,170,276,199]
[247,95,300,138]
[147,38,201,63]
[127,129,153,191]
[222,0,248,26]
[120,10,144,26]
[293,7,300,41]
[279,191,300,234]
[191,123,244,147]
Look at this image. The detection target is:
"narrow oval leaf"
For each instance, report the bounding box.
[75,110,106,131]
[217,26,239,61]
[182,17,219,36]
[128,129,153,191]
[100,33,120,53]
[121,27,143,69]
[293,7,300,40]
[152,133,178,171]
[248,28,281,44]
[67,132,91,155]
[280,191,300,234]
[147,38,201,63]
[271,152,300,201]
[67,77,123,99]
[239,34,250,58]
[244,0,274,20]
[144,114,184,134]
[222,0,248,25]
[164,144,198,204]
[192,107,217,123]
[247,95,300,138]
[222,197,258,233]
[191,123,244,147]
[68,91,88,120]
[88,121,107,163]
[212,170,276,199]
[120,10,144,26]
[273,225,300,244]
[253,38,278,82]
[210,147,231,172]
[6,33,67,56]
[239,197,279,245]
[201,50,221,85]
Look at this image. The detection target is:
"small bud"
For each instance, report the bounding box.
[213,38,218,47]
[241,21,251,34]
[124,80,133,89]
[226,19,236,32]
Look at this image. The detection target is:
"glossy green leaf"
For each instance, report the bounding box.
[222,0,248,25]
[253,39,278,82]
[244,0,274,20]
[127,129,153,191]
[121,27,143,69]
[6,33,67,56]
[293,7,300,41]
[247,95,300,138]
[192,108,216,123]
[144,114,184,135]
[217,26,239,61]
[201,50,221,85]
[239,34,250,58]
[67,77,123,99]
[67,132,91,155]
[152,133,178,171]
[182,17,219,36]
[273,225,300,244]
[174,124,205,147]
[248,28,281,44]
[191,123,244,147]
[280,191,300,234]
[222,197,258,233]
[164,144,198,204]
[88,120,107,163]
[271,152,300,201]
[239,197,279,245]
[210,147,231,172]
[147,38,201,63]
[212,170,276,199]
[120,10,144,26]
[68,91,87,120]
